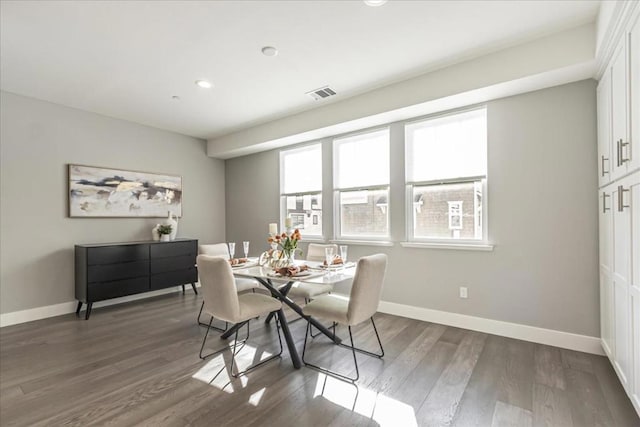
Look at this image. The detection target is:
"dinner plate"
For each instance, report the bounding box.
[320,262,355,270]
[267,270,312,278]
[231,261,255,269]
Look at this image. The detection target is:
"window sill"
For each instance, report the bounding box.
[301,237,327,243]
[330,239,394,247]
[400,242,494,251]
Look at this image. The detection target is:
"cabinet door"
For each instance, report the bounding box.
[630,172,640,407]
[600,187,615,356]
[629,12,640,174]
[631,285,640,410]
[598,70,613,186]
[602,268,615,357]
[611,38,629,180]
[613,182,632,388]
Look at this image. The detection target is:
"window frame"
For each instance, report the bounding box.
[404,107,489,245]
[279,142,324,239]
[333,127,391,241]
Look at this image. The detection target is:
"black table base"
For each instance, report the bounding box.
[220,276,342,369]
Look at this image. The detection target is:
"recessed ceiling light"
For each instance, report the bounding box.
[172,95,180,101]
[261,46,278,57]
[195,80,213,89]
[364,0,387,6]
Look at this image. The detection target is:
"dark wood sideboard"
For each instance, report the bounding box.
[75,238,198,319]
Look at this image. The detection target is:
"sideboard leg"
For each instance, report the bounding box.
[181,284,185,294]
[191,283,198,295]
[75,301,83,317]
[85,303,93,320]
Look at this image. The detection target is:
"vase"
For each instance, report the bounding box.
[160,234,170,242]
[274,250,295,268]
[151,224,161,241]
[164,211,178,241]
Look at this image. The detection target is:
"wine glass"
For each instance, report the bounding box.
[243,241,250,258]
[324,246,335,267]
[228,242,235,260]
[340,245,348,263]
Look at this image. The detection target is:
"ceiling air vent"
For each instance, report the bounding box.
[306,86,337,101]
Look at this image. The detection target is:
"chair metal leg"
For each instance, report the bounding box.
[337,317,384,359]
[229,315,283,378]
[199,313,284,377]
[197,301,227,332]
[191,282,198,295]
[302,317,383,383]
[200,318,249,360]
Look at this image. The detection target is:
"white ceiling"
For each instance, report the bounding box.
[0,1,600,140]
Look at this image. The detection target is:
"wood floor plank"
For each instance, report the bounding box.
[415,330,488,427]
[534,345,566,390]
[491,401,533,427]
[532,383,573,427]
[452,334,508,427]
[564,367,616,427]
[560,348,594,374]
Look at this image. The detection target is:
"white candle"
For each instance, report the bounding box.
[268,223,278,235]
[285,217,292,229]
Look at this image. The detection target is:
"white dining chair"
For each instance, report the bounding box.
[197,255,283,377]
[301,253,387,382]
[197,243,260,331]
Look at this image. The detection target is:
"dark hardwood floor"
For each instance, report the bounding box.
[1,292,638,427]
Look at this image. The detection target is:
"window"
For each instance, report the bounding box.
[280,144,322,236]
[334,128,390,239]
[405,108,487,242]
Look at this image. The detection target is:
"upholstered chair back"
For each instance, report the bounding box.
[196,255,240,323]
[306,243,339,262]
[198,243,229,258]
[347,254,388,325]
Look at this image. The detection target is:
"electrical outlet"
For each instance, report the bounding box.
[459,286,468,299]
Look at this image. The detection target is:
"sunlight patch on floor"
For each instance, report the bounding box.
[249,387,266,406]
[191,341,274,392]
[313,373,417,427]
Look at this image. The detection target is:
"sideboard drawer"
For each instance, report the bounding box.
[150,255,195,274]
[88,277,149,301]
[87,245,149,265]
[87,260,149,283]
[150,268,197,290]
[150,241,197,258]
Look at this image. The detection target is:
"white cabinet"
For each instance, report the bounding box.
[600,172,639,411]
[598,5,640,417]
[598,71,612,186]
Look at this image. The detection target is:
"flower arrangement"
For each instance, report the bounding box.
[268,229,302,261]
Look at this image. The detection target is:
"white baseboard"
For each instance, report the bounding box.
[0,284,200,328]
[377,301,604,355]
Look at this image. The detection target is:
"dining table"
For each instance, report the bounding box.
[224,260,356,369]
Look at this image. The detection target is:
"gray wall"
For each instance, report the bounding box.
[226,79,599,337]
[0,92,226,314]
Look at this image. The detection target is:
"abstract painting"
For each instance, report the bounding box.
[68,164,182,217]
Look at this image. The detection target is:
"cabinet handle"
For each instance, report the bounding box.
[601,155,609,176]
[602,192,610,213]
[617,185,629,212]
[616,139,622,166]
[620,141,629,164]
